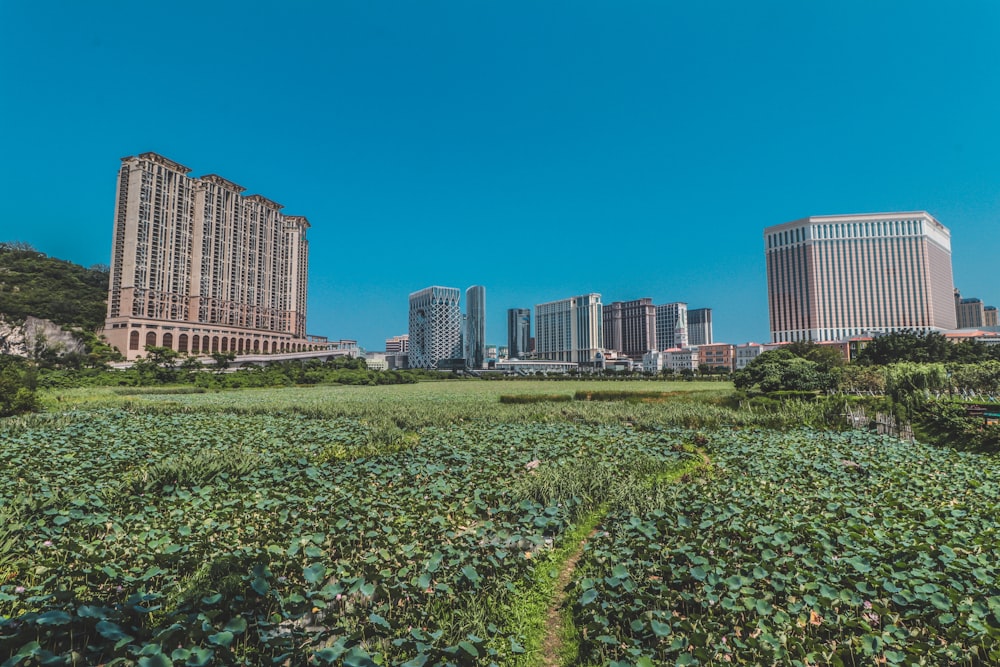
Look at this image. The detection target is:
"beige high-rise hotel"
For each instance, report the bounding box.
[765,212,956,343]
[104,152,317,360]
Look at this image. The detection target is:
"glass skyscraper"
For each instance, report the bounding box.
[465,285,486,369]
[507,308,531,359]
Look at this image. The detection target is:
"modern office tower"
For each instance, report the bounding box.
[465,285,486,369]
[507,308,531,359]
[688,308,713,346]
[385,334,409,354]
[535,293,604,364]
[603,298,657,360]
[986,307,999,327]
[408,286,462,369]
[765,212,957,342]
[103,152,312,360]
[655,302,688,350]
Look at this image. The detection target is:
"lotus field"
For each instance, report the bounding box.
[0,382,998,666]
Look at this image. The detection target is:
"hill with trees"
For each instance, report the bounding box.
[0,242,109,330]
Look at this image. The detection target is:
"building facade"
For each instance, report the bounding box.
[603,298,657,360]
[104,152,315,360]
[385,334,409,354]
[655,302,688,351]
[698,343,734,372]
[956,296,985,329]
[507,308,531,359]
[535,293,604,364]
[765,212,956,342]
[408,286,462,369]
[664,347,699,373]
[465,285,486,369]
[688,308,713,346]
[986,307,999,327]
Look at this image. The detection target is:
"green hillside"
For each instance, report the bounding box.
[0,242,109,330]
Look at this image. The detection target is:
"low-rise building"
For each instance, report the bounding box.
[698,343,734,372]
[494,359,578,375]
[664,347,699,373]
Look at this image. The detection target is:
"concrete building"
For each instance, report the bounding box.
[103,152,316,360]
[535,293,604,365]
[642,350,666,373]
[688,308,713,346]
[507,308,531,359]
[734,343,765,370]
[465,285,486,369]
[408,286,462,369]
[603,298,657,360]
[664,347,699,373]
[954,290,996,329]
[363,352,389,371]
[698,343,734,372]
[765,212,956,342]
[655,302,688,351]
[385,334,409,354]
[495,359,578,375]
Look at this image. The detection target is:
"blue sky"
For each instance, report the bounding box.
[2,2,998,349]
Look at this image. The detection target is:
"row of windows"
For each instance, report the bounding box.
[767,219,925,249]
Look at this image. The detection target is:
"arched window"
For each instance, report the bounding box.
[212,336,219,353]
[178,334,188,353]
[129,330,140,350]
[191,335,200,354]
[262,340,269,353]
[253,339,260,352]
[146,331,157,347]
[162,333,173,349]
[237,338,244,353]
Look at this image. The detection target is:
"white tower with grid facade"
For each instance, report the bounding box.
[408,286,462,369]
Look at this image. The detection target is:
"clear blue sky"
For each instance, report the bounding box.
[2,2,998,349]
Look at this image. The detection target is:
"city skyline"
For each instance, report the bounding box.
[3,3,999,349]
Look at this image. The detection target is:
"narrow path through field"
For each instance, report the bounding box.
[537,526,595,667]
[536,446,713,666]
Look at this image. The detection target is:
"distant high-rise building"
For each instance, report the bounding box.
[507,308,531,359]
[688,308,713,346]
[408,286,462,369]
[103,152,313,360]
[535,294,603,364]
[603,298,657,360]
[385,334,409,354]
[765,212,956,342]
[465,285,486,369]
[655,302,688,350]
[954,289,990,329]
[985,306,999,327]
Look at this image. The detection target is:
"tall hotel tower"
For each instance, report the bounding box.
[765,212,956,342]
[535,294,604,364]
[104,153,313,359]
[408,286,462,369]
[603,298,657,360]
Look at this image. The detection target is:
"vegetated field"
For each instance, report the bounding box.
[1,381,998,666]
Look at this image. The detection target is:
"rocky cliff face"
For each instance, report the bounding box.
[0,316,85,358]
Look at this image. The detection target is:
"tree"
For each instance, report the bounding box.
[786,340,845,370]
[210,351,236,373]
[0,356,39,417]
[733,348,835,393]
[855,331,952,365]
